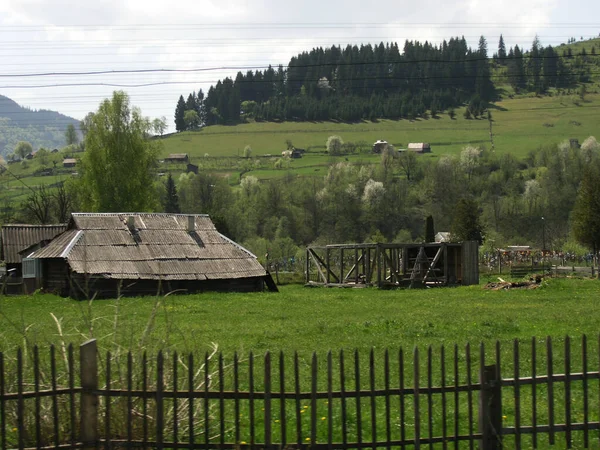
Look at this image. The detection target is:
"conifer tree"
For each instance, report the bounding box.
[497,34,507,63]
[572,162,600,255]
[175,95,186,132]
[164,173,181,213]
[425,215,435,243]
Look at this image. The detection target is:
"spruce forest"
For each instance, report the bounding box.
[174,35,590,126]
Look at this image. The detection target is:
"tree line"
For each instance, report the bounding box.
[174,35,591,128]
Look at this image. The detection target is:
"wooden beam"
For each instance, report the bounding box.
[309,248,340,283]
[307,249,327,284]
[423,247,444,282]
[344,253,365,281]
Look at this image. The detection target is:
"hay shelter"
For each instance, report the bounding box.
[23,213,269,298]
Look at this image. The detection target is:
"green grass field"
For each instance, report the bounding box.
[2,277,599,448]
[1,277,598,356]
[160,94,600,163]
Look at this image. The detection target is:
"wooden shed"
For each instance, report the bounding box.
[407,143,431,153]
[165,153,189,163]
[0,224,67,294]
[63,158,77,168]
[26,213,270,298]
[306,241,479,288]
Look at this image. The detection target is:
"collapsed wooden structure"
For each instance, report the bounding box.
[305,241,479,288]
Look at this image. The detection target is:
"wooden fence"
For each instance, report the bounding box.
[1,336,599,449]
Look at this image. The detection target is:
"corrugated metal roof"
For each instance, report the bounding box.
[1,224,67,264]
[31,213,266,281]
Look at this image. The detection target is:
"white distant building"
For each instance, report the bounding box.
[407,143,431,153]
[435,232,451,243]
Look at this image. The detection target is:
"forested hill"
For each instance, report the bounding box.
[175,36,595,127]
[0,95,80,156]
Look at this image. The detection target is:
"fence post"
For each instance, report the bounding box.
[80,339,98,448]
[479,364,501,450]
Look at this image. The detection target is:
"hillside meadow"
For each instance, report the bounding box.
[161,93,600,162]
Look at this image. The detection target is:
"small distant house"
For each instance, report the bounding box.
[25,153,34,160]
[293,147,306,154]
[63,158,77,168]
[282,149,302,158]
[165,153,189,163]
[407,143,431,153]
[51,148,59,153]
[187,163,199,174]
[435,232,451,243]
[372,140,388,154]
[569,139,580,149]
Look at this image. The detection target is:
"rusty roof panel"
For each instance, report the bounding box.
[1,224,67,263]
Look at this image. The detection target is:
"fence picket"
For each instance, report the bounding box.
[2,338,600,450]
[565,336,572,448]
[369,348,377,450]
[547,336,555,445]
[532,337,537,448]
[279,351,286,448]
[399,348,405,450]
[33,346,40,450]
[413,347,420,450]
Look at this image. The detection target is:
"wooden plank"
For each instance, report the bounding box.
[142,352,148,445]
[294,352,302,447]
[327,351,333,450]
[279,351,287,448]
[582,335,589,448]
[204,352,210,449]
[17,348,23,450]
[413,347,420,450]
[105,350,112,450]
[532,337,537,448]
[441,346,447,450]
[264,352,272,448]
[565,336,572,448]
[369,349,377,450]
[188,354,195,449]
[427,347,433,450]
[340,350,348,449]
[453,345,459,450]
[79,340,97,450]
[547,337,555,445]
[355,350,363,446]
[514,340,521,450]
[423,247,443,282]
[1,352,6,450]
[173,352,179,445]
[249,352,255,448]
[34,346,41,449]
[219,353,225,448]
[399,348,405,450]
[466,343,473,450]
[344,253,364,282]
[68,345,75,448]
[156,351,164,450]
[127,353,133,447]
[308,249,327,284]
[384,349,391,450]
[233,353,240,446]
[311,353,318,446]
[309,248,340,284]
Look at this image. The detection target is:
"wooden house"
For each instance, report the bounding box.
[63,158,77,168]
[165,153,189,163]
[407,143,431,153]
[25,213,271,298]
[186,163,199,174]
[372,140,388,154]
[1,224,67,293]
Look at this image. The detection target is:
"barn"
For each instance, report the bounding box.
[23,213,269,298]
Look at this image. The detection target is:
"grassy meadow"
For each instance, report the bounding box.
[161,93,600,162]
[1,278,600,448]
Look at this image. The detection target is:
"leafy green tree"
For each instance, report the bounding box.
[571,162,600,255]
[243,145,252,158]
[80,112,94,136]
[152,117,167,136]
[451,198,484,243]
[175,95,186,132]
[184,110,200,130]
[163,173,181,213]
[326,135,343,155]
[14,141,33,159]
[448,107,456,120]
[76,91,159,212]
[425,215,435,242]
[65,124,78,146]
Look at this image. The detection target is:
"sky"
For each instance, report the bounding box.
[1,0,599,132]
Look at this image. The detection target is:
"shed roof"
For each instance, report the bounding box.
[63,158,77,164]
[1,224,67,264]
[30,213,266,281]
[166,153,188,160]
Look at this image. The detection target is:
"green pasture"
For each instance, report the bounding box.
[161,94,600,162]
[1,278,599,448]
